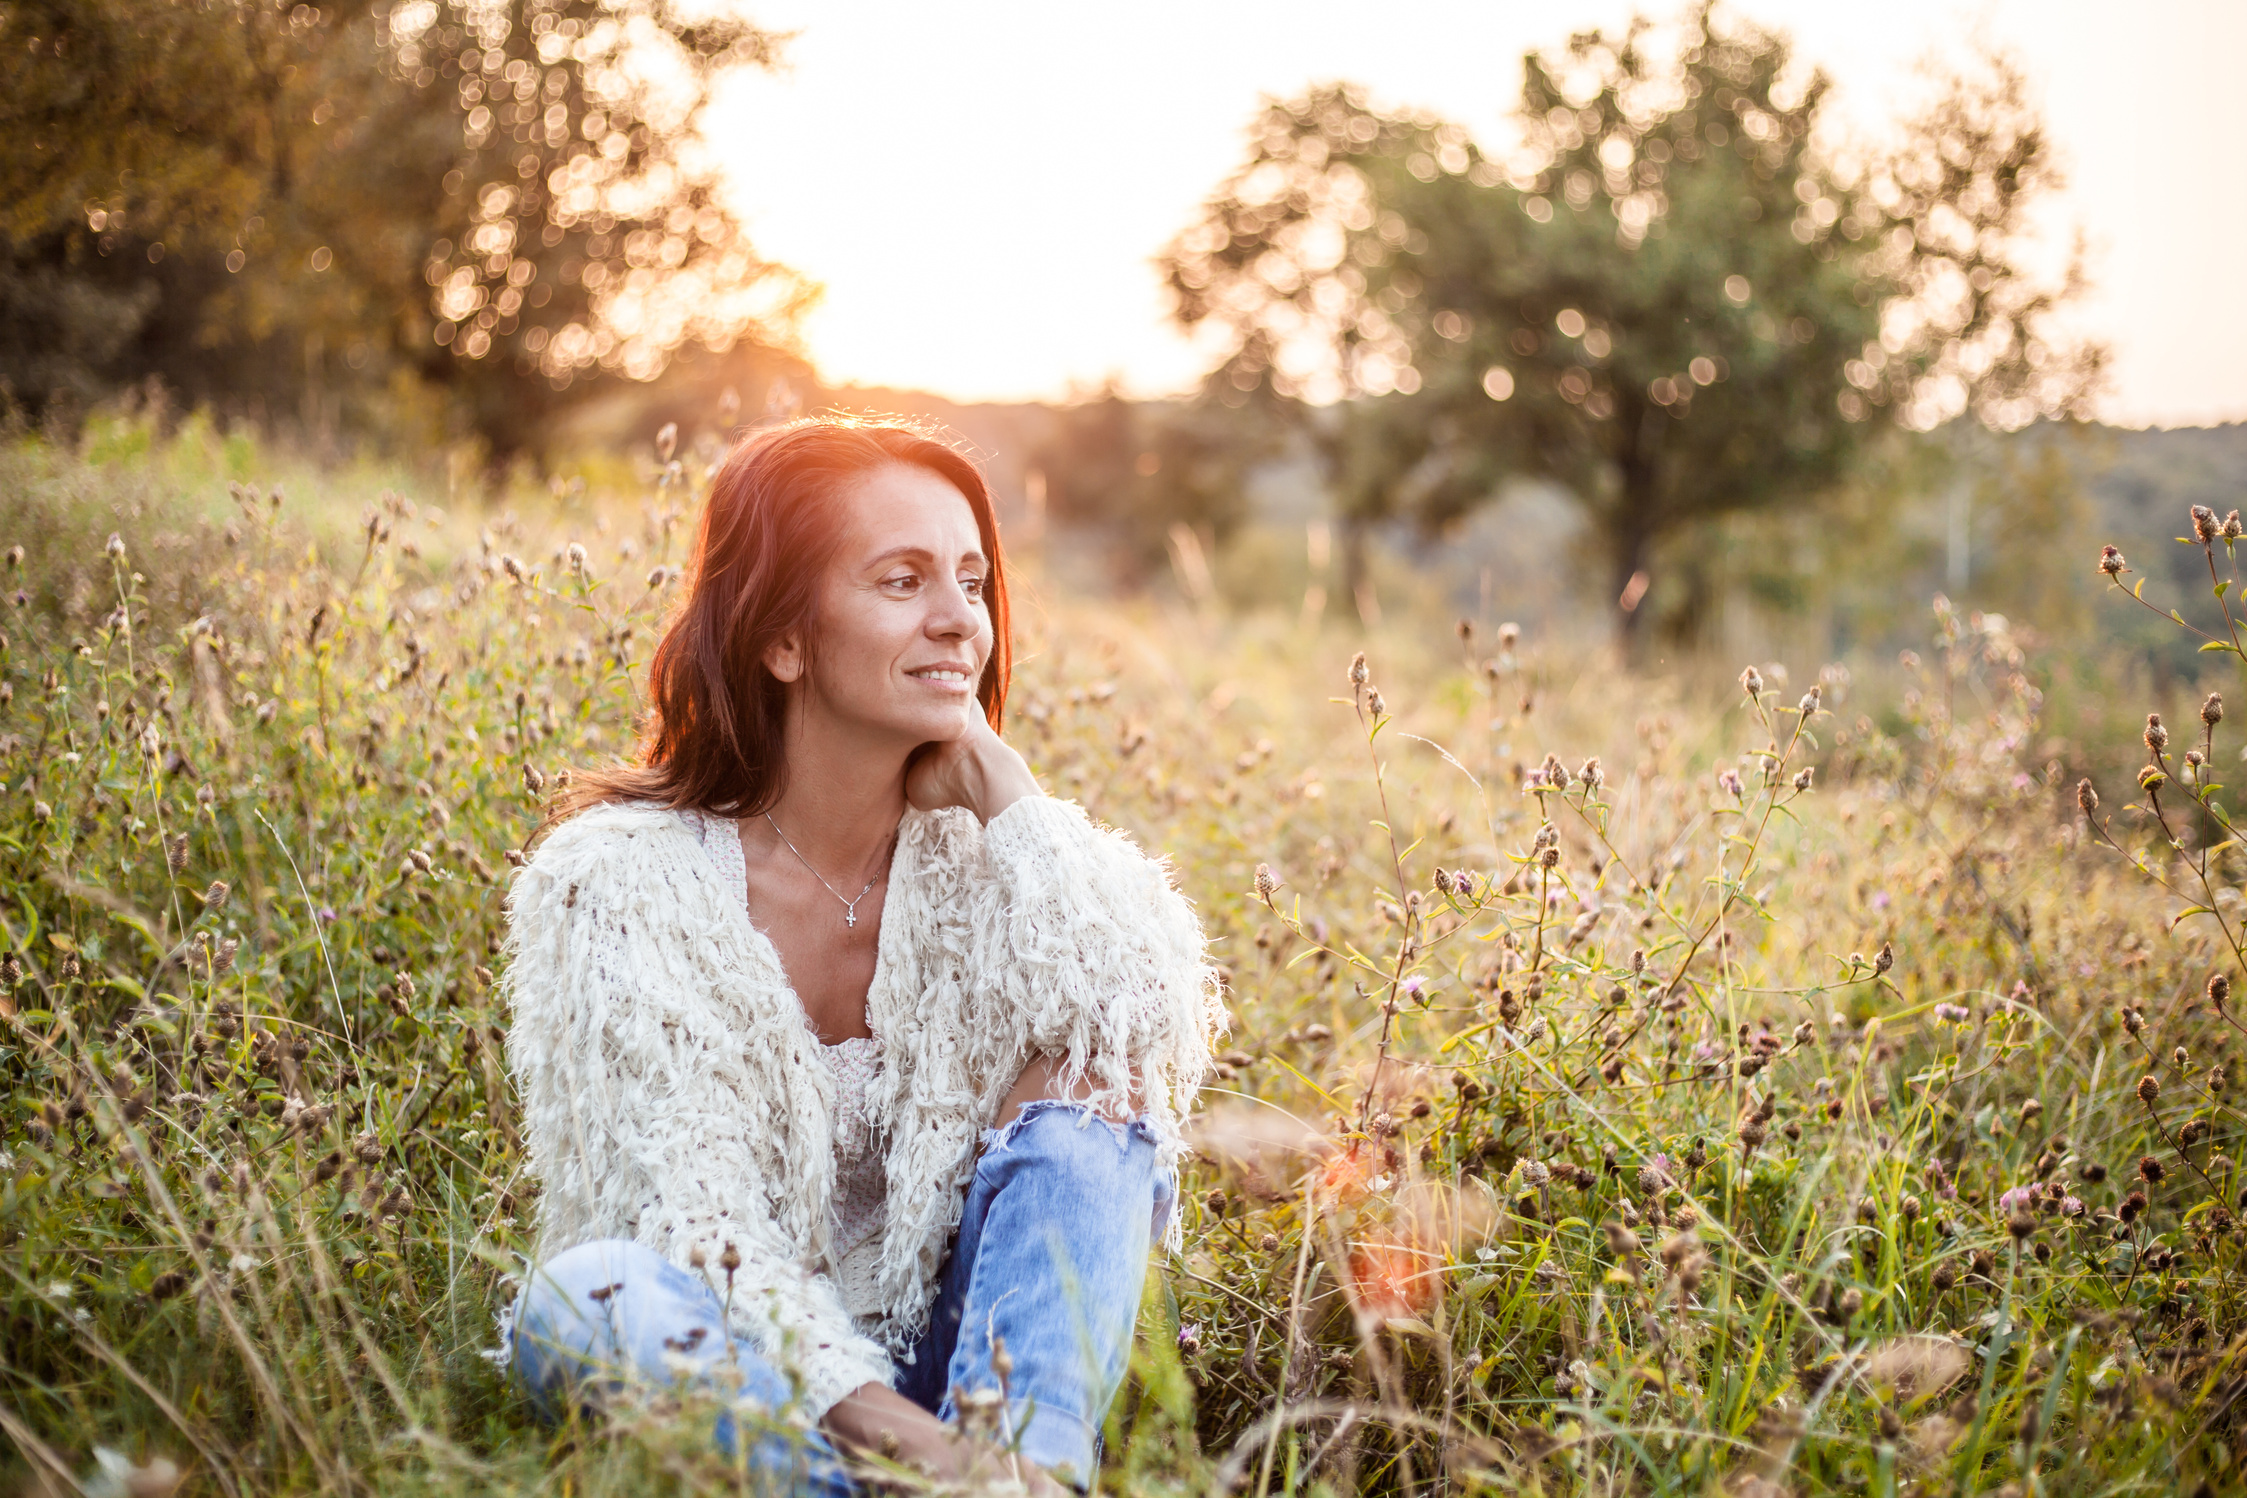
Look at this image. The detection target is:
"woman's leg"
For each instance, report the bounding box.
[511,1238,853,1495]
[894,1101,1178,1488]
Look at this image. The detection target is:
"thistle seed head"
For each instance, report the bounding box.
[1739,665,1763,697]
[1254,863,1278,900]
[2228,511,2244,542]
[2075,778,2099,818]
[202,880,230,912]
[2205,692,2225,727]
[2209,973,2230,1012]
[2145,714,2169,755]
[2098,545,2126,576]
[2194,505,2220,544]
[1348,651,1369,687]
[2138,1074,2161,1105]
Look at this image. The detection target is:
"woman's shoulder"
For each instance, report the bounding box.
[523,800,709,883]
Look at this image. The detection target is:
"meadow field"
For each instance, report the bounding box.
[2,416,2243,1497]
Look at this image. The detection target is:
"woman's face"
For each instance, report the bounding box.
[767,461,993,749]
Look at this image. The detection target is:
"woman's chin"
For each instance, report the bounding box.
[891,706,978,746]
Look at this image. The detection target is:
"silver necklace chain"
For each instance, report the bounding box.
[764,813,884,928]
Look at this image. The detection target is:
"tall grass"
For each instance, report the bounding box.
[0,417,2240,1497]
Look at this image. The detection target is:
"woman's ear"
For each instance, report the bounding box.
[763,629,805,684]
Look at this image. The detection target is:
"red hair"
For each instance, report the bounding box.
[570,415,1010,818]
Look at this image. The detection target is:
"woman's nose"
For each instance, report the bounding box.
[927,578,978,638]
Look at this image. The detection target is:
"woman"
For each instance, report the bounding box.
[501,416,1222,1493]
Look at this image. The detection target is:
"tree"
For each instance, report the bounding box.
[0,0,811,459]
[1160,5,2100,647]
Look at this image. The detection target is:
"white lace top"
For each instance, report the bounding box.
[694,813,891,1301]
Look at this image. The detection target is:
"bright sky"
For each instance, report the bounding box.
[705,0,2247,427]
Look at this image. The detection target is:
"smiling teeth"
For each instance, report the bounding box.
[914,670,967,681]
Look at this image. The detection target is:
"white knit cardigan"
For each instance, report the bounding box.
[503,794,1223,1419]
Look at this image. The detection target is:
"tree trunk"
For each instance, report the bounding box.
[1610,436,1662,662]
[1611,526,1653,661]
[1340,515,1378,627]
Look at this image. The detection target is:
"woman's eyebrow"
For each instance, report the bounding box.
[864,545,989,569]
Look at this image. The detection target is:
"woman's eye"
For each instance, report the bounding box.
[883,573,921,593]
[961,575,986,600]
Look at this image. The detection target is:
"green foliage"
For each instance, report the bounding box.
[0,0,809,459]
[1162,6,2100,648]
[2,426,2244,1497]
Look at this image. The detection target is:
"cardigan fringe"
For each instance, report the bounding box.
[503,794,1223,1420]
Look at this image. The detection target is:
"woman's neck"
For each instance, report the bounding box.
[759,714,911,877]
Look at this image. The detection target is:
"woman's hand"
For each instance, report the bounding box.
[906,717,1039,823]
[824,1382,1069,1496]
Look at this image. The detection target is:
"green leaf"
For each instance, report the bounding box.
[2200,640,2233,653]
[2219,580,2232,598]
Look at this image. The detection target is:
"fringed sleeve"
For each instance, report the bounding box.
[971,796,1226,1174]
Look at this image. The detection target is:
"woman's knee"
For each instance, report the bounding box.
[984,1099,1160,1188]
[993,1053,1147,1132]
[527,1238,667,1302]
[516,1238,668,1344]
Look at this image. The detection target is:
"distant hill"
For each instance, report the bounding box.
[2080,422,2247,554]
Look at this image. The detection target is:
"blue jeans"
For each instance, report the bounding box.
[510,1101,1176,1493]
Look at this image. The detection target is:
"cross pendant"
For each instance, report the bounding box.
[845,909,857,928]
